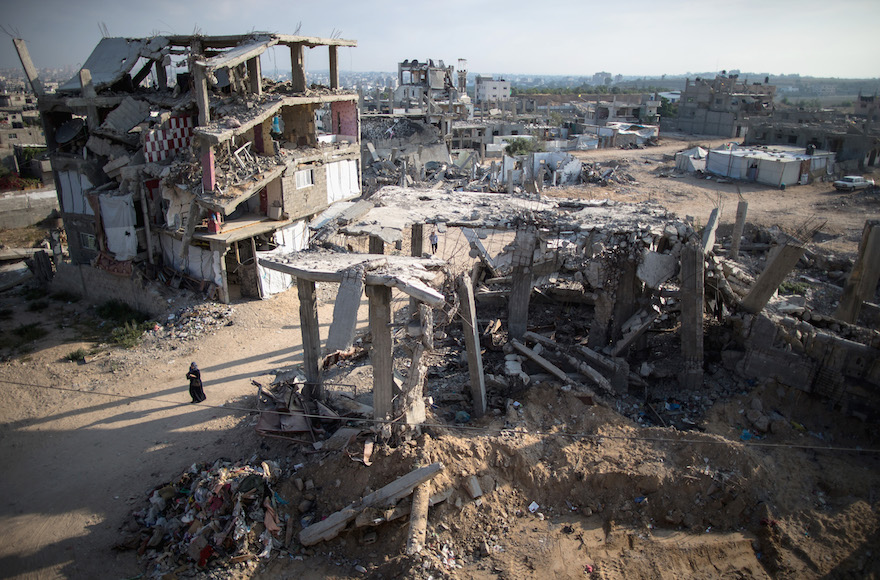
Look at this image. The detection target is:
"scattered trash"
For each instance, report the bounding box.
[114,458,286,574]
[528,501,539,513]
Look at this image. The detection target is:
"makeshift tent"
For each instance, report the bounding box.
[326,159,360,204]
[675,147,708,172]
[256,220,309,297]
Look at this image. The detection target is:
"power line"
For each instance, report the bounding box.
[2,378,878,455]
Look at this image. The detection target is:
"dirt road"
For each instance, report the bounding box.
[0,290,332,578]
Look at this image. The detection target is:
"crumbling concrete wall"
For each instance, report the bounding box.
[0,189,59,229]
[50,262,170,317]
[733,308,880,417]
[282,161,330,221]
[331,101,358,137]
[676,109,739,138]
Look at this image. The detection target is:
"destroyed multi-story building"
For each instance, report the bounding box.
[393,59,471,130]
[0,91,45,170]
[474,75,511,104]
[669,74,776,138]
[855,92,879,122]
[14,32,362,305]
[578,94,660,126]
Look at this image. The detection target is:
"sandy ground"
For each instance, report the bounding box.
[0,136,879,579]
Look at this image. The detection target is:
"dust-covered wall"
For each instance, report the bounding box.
[331,100,358,137]
[50,262,170,316]
[282,160,330,221]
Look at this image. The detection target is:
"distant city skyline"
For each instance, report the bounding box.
[1,0,878,80]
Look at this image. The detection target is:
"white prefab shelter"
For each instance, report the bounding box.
[706,145,835,187]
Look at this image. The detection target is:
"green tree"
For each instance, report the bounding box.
[658,96,678,119]
[504,137,544,156]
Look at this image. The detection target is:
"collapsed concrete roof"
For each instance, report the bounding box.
[57,33,357,96]
[58,37,170,93]
[323,186,674,244]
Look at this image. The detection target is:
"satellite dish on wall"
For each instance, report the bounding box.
[56,118,85,144]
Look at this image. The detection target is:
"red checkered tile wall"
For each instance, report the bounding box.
[144,115,195,162]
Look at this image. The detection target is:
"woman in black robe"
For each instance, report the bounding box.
[186,362,206,403]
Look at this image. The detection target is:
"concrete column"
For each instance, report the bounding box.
[679,240,704,389]
[409,223,424,318]
[201,140,216,193]
[701,207,720,254]
[457,274,486,417]
[291,43,306,92]
[369,235,385,255]
[508,226,536,339]
[78,69,99,131]
[741,244,807,314]
[329,45,339,90]
[367,285,393,422]
[610,259,639,343]
[247,56,262,96]
[210,241,230,304]
[325,266,365,353]
[192,65,210,126]
[729,201,748,260]
[297,277,323,399]
[256,118,273,155]
[835,220,880,323]
[507,169,513,194]
[191,42,210,126]
[156,59,167,89]
[12,38,44,96]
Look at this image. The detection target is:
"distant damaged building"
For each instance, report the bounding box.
[15,32,361,304]
[671,74,775,138]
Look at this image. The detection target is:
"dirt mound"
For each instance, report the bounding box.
[110,379,880,579]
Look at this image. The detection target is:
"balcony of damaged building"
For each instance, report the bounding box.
[13,32,361,307]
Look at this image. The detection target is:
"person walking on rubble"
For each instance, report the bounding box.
[430,229,439,254]
[187,362,206,403]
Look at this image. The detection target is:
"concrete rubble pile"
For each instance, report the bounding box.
[114,458,290,573]
[309,188,880,428]
[253,368,374,444]
[104,185,880,577]
[143,302,235,342]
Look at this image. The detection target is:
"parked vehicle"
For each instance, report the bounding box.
[833,176,875,191]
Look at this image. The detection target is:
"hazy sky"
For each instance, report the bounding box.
[1,0,878,80]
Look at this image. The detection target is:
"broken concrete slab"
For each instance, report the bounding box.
[0,262,33,292]
[97,96,151,136]
[299,462,443,546]
[701,208,720,254]
[741,244,807,314]
[637,250,678,289]
[835,220,880,324]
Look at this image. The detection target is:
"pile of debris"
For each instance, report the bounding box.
[581,160,639,186]
[253,371,374,446]
[361,153,475,194]
[114,458,290,573]
[146,302,235,341]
